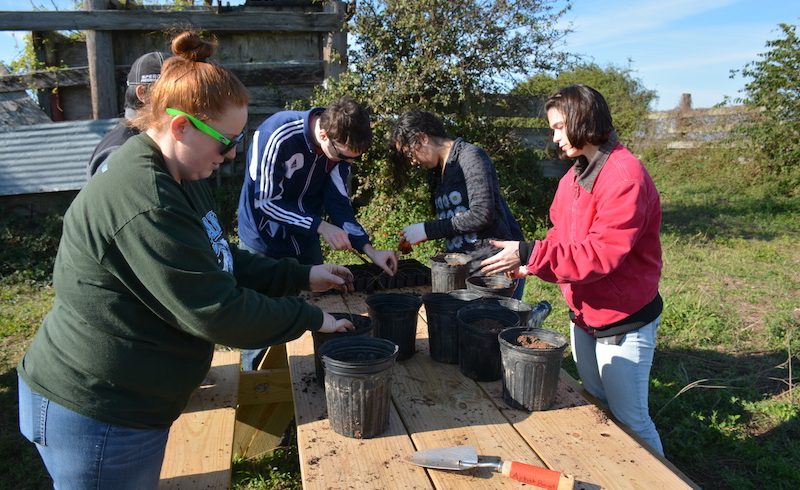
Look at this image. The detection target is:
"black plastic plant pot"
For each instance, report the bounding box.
[422,291,478,364]
[429,253,470,293]
[465,274,516,298]
[311,313,373,386]
[365,293,422,360]
[498,327,568,411]
[476,296,533,325]
[319,337,399,439]
[447,288,483,302]
[456,303,520,381]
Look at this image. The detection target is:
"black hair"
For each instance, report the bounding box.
[389,109,450,153]
[387,109,452,192]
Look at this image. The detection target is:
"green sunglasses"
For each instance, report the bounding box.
[166,108,245,155]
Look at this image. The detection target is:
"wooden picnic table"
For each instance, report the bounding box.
[288,286,699,490]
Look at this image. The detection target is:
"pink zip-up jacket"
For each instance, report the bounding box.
[527,142,662,328]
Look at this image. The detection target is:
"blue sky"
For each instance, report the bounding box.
[556,0,799,110]
[1,0,798,111]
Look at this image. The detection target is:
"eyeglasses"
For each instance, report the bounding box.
[166,108,245,155]
[331,140,362,163]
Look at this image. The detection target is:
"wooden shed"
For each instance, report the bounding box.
[1,1,346,124]
[0,1,347,210]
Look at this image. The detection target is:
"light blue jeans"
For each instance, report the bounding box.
[18,375,169,489]
[570,316,664,456]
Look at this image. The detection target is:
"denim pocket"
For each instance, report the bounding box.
[17,375,48,446]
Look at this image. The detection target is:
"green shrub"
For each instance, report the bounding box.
[291,0,570,254]
[0,212,62,283]
[732,23,800,174]
[513,63,657,145]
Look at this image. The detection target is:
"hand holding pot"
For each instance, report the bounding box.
[319,311,354,333]
[480,239,523,276]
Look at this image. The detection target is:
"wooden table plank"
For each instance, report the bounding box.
[393,313,550,489]
[298,288,698,490]
[479,376,700,489]
[159,350,240,489]
[306,290,549,489]
[287,326,432,490]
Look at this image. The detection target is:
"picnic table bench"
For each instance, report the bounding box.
[157,342,297,489]
[158,350,241,489]
[289,286,700,489]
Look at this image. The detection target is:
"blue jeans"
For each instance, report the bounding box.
[570,317,664,456]
[238,238,324,268]
[18,375,169,489]
[238,240,321,370]
[512,278,525,300]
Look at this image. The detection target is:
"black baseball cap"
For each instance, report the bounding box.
[126,51,168,86]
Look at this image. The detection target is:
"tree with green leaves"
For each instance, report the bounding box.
[304,0,572,253]
[732,23,799,175]
[513,63,657,144]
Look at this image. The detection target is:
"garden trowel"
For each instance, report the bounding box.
[406,445,575,490]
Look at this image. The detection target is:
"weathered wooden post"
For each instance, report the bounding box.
[85,0,117,119]
[323,0,347,83]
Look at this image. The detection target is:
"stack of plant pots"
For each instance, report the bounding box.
[422,290,481,363]
[311,312,373,386]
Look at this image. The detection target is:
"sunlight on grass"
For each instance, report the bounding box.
[1,142,798,489]
[0,281,52,339]
[232,445,302,490]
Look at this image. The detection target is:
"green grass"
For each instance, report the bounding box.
[1,144,798,489]
[512,145,800,488]
[642,146,800,488]
[0,211,61,490]
[231,427,302,490]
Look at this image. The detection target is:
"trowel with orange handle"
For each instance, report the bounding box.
[406,445,575,490]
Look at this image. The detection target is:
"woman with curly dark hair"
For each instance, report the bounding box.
[390,109,525,298]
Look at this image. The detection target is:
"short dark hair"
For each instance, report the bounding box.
[544,84,613,149]
[318,96,372,154]
[389,109,450,152]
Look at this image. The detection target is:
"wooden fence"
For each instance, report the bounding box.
[643,103,754,149]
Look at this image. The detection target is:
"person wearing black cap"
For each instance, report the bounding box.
[87,51,169,177]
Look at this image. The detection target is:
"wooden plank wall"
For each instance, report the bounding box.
[0,3,339,123]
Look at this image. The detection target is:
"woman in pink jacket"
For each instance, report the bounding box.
[481,84,664,456]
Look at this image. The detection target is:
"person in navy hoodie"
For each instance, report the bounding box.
[481,85,664,456]
[237,96,397,369]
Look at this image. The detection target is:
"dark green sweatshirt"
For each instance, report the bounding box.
[18,134,323,429]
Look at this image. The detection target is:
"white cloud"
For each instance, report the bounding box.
[561,0,740,48]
